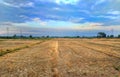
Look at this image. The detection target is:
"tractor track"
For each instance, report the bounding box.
[71,41,120,59]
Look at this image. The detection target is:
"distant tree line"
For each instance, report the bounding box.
[0,32,120,39]
[97,32,120,38]
[0,34,51,39]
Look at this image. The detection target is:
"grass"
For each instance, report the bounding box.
[0,40,47,56]
[114,65,120,71]
[0,46,29,56]
[0,38,52,56]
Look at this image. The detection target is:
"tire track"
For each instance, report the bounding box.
[83,41,120,49]
[51,41,60,77]
[71,41,120,59]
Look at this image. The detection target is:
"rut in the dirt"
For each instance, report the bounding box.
[51,41,61,77]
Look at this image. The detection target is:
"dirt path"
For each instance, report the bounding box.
[0,39,120,77]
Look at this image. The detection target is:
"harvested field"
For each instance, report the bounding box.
[0,38,120,77]
[0,39,41,51]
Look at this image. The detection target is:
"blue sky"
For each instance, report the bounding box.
[0,0,120,36]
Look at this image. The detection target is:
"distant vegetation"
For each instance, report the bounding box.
[97,32,106,38]
[0,32,120,39]
[118,35,120,38]
[0,34,52,39]
[96,32,120,38]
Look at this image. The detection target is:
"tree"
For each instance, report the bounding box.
[42,36,45,38]
[76,36,80,38]
[118,34,120,38]
[13,34,17,38]
[29,35,32,38]
[46,35,49,38]
[20,35,23,38]
[97,32,106,38]
[109,35,114,38]
[107,35,110,38]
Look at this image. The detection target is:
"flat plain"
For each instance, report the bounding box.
[0,38,120,77]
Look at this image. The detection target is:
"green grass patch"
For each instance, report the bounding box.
[0,39,48,56]
[113,65,120,71]
[0,46,29,56]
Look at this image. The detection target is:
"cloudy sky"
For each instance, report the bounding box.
[0,0,120,36]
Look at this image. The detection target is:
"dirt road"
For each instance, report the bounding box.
[0,39,120,77]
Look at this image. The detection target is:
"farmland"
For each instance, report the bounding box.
[0,38,120,77]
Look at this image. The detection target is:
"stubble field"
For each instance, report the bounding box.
[0,38,120,77]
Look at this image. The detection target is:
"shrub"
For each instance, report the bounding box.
[114,65,120,71]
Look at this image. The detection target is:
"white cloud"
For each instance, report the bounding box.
[32,18,47,26]
[36,0,80,5]
[91,0,106,9]
[69,17,84,23]
[97,15,120,20]
[46,14,63,20]
[1,1,18,7]
[78,10,90,14]
[74,22,120,31]
[53,7,62,11]
[0,1,34,8]
[55,0,80,5]
[18,2,34,7]
[95,0,106,5]
[0,22,14,26]
[19,15,28,19]
[107,11,120,15]
[87,22,103,26]
[73,22,103,30]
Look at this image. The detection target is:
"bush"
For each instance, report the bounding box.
[118,35,120,38]
[109,35,114,38]
[97,32,106,38]
[114,65,120,71]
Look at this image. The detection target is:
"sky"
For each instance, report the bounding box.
[0,0,120,36]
